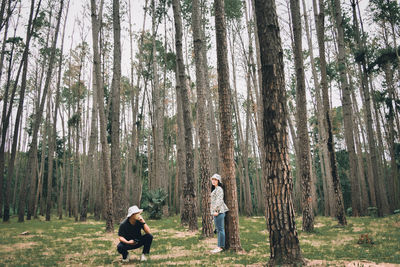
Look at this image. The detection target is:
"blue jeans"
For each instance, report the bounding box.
[214,212,225,248]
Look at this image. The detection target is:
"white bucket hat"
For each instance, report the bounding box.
[126,205,143,218]
[211,173,222,183]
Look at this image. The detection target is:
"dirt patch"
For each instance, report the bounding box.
[352,227,363,232]
[331,235,355,245]
[156,228,197,238]
[301,239,326,247]
[149,247,192,260]
[163,259,203,265]
[59,226,73,232]
[306,259,400,266]
[0,242,37,252]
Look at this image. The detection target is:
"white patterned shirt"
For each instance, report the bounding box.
[210,186,229,215]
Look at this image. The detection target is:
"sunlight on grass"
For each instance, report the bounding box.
[0,213,399,266]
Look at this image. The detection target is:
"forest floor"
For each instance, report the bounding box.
[0,213,399,266]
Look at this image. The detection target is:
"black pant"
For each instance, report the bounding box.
[117,234,153,259]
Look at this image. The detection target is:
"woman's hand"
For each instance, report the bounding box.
[213,212,219,217]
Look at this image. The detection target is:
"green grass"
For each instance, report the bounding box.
[0,214,399,266]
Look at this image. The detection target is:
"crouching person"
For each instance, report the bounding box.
[117,206,153,262]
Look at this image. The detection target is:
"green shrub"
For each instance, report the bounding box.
[141,188,168,219]
[367,207,378,217]
[347,207,352,216]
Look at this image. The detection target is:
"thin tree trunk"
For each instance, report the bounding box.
[230,24,253,216]
[200,5,219,175]
[17,0,43,222]
[90,0,113,231]
[128,0,148,207]
[47,0,69,221]
[172,0,198,231]
[150,0,166,193]
[290,0,314,231]
[192,0,213,236]
[313,0,346,224]
[383,63,399,211]
[349,72,369,215]
[111,0,124,222]
[215,0,241,251]
[351,0,390,216]
[332,0,361,217]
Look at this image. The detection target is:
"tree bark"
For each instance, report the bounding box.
[150,0,167,193]
[111,0,124,222]
[90,0,113,231]
[313,0,346,224]
[332,0,361,217]
[254,0,304,263]
[255,0,304,264]
[290,0,314,231]
[15,0,42,222]
[192,0,213,236]
[351,0,390,216]
[172,0,198,231]
[215,0,241,251]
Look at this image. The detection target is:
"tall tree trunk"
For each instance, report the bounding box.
[383,64,400,210]
[128,0,148,207]
[111,0,124,222]
[230,24,253,216]
[200,6,219,175]
[254,0,303,264]
[290,0,314,231]
[26,0,62,220]
[214,0,241,251]
[313,0,346,225]
[349,73,369,215]
[174,68,186,216]
[81,46,96,222]
[172,0,198,231]
[332,0,361,217]
[90,0,113,231]
[46,0,68,221]
[351,0,390,216]
[192,0,213,236]
[302,0,334,217]
[0,1,12,218]
[16,0,43,222]
[150,0,166,193]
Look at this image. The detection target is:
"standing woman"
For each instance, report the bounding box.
[210,174,229,253]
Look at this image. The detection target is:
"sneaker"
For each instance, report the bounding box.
[122,253,130,263]
[210,247,223,253]
[140,254,148,261]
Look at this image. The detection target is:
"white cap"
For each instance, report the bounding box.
[211,173,222,183]
[126,205,143,218]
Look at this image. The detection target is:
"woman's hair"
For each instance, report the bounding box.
[211,180,222,191]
